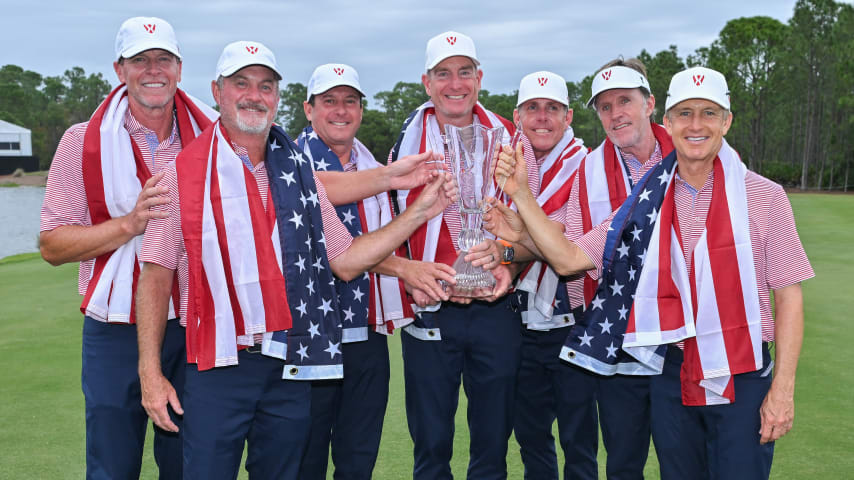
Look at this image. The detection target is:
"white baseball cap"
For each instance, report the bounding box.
[587,65,651,108]
[664,66,730,112]
[425,31,479,71]
[517,71,568,107]
[306,63,365,101]
[215,41,282,80]
[115,16,181,61]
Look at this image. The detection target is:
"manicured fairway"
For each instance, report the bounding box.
[0,193,850,478]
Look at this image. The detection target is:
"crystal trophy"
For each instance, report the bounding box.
[443,123,505,297]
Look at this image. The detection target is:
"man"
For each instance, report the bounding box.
[388,31,539,479]
[39,17,216,479]
[493,66,813,480]
[487,58,673,479]
[296,63,455,479]
[504,71,598,480]
[135,41,454,479]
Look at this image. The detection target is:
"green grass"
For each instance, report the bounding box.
[0,193,851,479]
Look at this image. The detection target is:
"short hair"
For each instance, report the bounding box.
[594,56,650,100]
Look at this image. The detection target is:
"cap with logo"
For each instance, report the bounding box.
[517,71,568,107]
[115,16,181,61]
[587,65,651,108]
[664,66,730,113]
[425,31,479,71]
[215,41,282,80]
[306,63,364,101]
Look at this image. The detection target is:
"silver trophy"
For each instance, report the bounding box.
[444,123,505,297]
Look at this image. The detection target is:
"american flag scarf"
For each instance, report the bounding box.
[178,122,342,378]
[576,123,673,306]
[515,128,587,330]
[297,126,411,337]
[81,84,217,324]
[560,139,762,405]
[389,101,513,320]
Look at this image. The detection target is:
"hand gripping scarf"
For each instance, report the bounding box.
[81,84,217,323]
[389,101,514,320]
[560,139,762,405]
[177,122,342,378]
[515,128,587,330]
[297,126,411,338]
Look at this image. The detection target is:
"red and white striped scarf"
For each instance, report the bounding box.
[623,139,763,405]
[81,84,217,323]
[393,101,513,314]
[577,123,673,305]
[516,128,586,328]
[177,121,292,370]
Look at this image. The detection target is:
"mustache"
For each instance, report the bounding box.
[237,102,269,112]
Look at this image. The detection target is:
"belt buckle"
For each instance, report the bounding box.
[245,343,263,354]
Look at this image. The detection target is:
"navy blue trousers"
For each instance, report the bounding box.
[81,316,185,480]
[299,330,390,480]
[182,349,311,480]
[597,374,651,480]
[401,296,522,480]
[513,325,599,480]
[650,345,774,480]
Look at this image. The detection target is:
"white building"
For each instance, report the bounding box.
[0,119,32,157]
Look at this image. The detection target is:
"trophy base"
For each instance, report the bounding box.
[443,251,496,298]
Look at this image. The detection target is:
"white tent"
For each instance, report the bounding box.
[0,119,32,157]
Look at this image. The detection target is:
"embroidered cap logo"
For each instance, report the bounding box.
[693,74,705,86]
[538,77,548,86]
[602,69,612,81]
[246,46,259,54]
[333,67,344,76]
[143,24,156,34]
[446,36,457,45]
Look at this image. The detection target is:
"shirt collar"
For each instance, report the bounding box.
[123,108,179,145]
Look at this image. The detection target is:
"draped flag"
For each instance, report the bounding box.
[178,121,343,379]
[81,84,217,324]
[297,126,412,338]
[516,128,587,330]
[389,101,513,323]
[560,139,762,405]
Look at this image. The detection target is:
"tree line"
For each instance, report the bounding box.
[2,0,851,189]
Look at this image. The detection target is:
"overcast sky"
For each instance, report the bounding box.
[1,1,809,107]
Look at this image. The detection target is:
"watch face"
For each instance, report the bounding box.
[503,245,514,263]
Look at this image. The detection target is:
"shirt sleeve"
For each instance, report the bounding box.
[764,185,815,290]
[314,173,353,261]
[40,123,91,231]
[574,210,617,280]
[139,163,183,270]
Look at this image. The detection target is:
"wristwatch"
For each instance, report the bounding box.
[498,239,514,264]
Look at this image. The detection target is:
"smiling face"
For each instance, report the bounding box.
[594,87,655,151]
[664,98,732,166]
[114,48,181,111]
[422,55,482,127]
[303,85,363,152]
[212,65,279,136]
[513,98,572,160]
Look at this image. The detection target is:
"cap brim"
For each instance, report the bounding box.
[219,62,282,80]
[426,55,480,71]
[119,43,182,61]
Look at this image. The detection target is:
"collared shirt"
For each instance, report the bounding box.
[40,110,182,295]
[139,142,353,321]
[560,141,663,309]
[575,167,814,341]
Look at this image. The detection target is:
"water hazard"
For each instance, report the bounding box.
[0,186,44,259]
